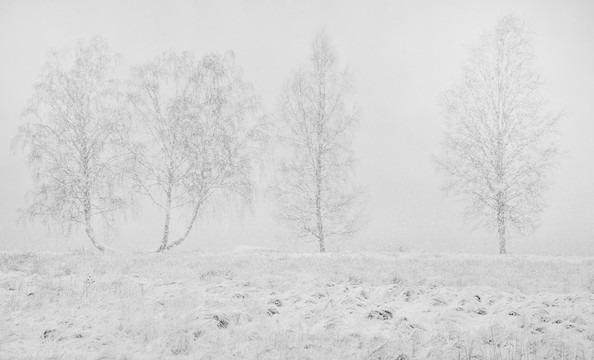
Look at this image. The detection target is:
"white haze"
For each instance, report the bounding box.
[0,0,593,255]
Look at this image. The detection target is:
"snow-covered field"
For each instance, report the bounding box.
[1,251,593,359]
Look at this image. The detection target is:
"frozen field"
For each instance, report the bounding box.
[1,251,594,359]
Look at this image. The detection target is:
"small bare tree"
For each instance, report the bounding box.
[436,16,560,254]
[13,37,130,251]
[127,51,265,252]
[273,30,363,252]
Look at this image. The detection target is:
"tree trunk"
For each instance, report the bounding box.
[315,151,325,253]
[497,196,506,254]
[81,149,105,252]
[318,235,326,253]
[316,197,325,253]
[156,186,173,252]
[159,202,201,252]
[498,218,506,254]
[314,67,327,253]
[83,197,105,252]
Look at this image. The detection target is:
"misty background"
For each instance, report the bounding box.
[1,0,593,255]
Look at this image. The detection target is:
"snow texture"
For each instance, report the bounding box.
[1,251,593,359]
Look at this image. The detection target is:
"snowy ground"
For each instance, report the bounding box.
[1,251,594,359]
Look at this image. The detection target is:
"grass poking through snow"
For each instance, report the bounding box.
[1,251,594,359]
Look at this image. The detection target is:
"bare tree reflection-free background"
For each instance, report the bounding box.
[436,16,560,255]
[127,51,265,252]
[1,0,593,254]
[12,38,131,252]
[273,31,365,253]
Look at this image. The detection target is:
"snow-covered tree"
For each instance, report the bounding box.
[13,37,131,251]
[436,16,560,254]
[127,51,265,252]
[273,31,364,252]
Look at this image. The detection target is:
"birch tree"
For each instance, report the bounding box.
[127,51,264,252]
[274,31,363,252]
[436,16,560,254]
[13,37,130,251]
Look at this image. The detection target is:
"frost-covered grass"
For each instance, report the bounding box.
[1,251,594,359]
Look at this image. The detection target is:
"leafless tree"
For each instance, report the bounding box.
[127,51,265,252]
[13,37,131,251]
[273,30,364,252]
[436,16,560,254]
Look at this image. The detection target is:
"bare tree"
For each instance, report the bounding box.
[127,51,265,252]
[273,30,364,252]
[13,37,131,251]
[436,16,560,254]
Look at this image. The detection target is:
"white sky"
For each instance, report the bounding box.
[1,0,593,255]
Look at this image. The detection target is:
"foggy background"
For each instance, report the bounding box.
[1,0,593,255]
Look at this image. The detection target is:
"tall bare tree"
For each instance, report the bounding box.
[273,31,363,252]
[127,51,265,252]
[436,16,560,254]
[13,37,130,251]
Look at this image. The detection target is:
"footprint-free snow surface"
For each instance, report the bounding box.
[1,251,593,359]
